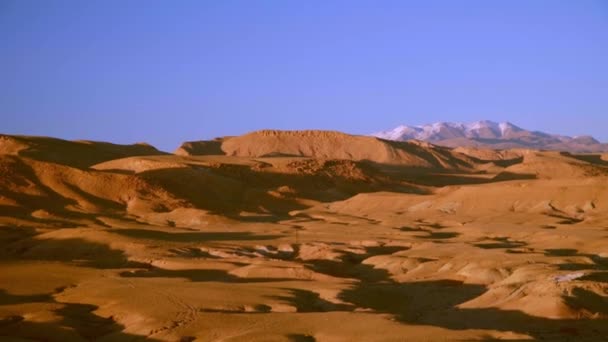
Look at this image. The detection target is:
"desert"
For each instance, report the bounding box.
[1,130,608,341]
[4,1,607,340]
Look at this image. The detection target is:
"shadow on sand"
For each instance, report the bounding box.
[109,228,283,242]
[544,248,608,271]
[3,237,149,269]
[0,289,160,341]
[119,267,298,283]
[295,246,608,339]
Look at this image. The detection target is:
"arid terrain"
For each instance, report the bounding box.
[1,130,608,341]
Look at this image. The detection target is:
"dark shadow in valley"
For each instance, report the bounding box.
[367,161,537,187]
[474,237,527,250]
[399,223,461,241]
[300,245,608,339]
[580,272,608,283]
[0,289,52,306]
[306,258,388,282]
[0,157,131,227]
[109,228,283,242]
[491,171,537,182]
[563,153,608,167]
[547,214,584,225]
[305,245,410,283]
[419,231,461,240]
[399,226,425,232]
[119,267,297,283]
[137,163,429,223]
[336,246,411,266]
[287,333,317,342]
[0,226,38,254]
[272,288,355,313]
[461,154,524,168]
[544,248,608,271]
[564,288,608,316]
[0,305,161,341]
[2,237,149,269]
[338,276,608,340]
[0,289,158,341]
[545,249,579,257]
[363,245,410,257]
[63,182,124,212]
[135,157,539,223]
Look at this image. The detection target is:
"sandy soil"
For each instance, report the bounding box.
[1,131,607,341]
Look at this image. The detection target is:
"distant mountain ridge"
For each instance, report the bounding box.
[372,120,608,153]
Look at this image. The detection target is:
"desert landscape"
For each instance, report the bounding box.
[1,130,608,341]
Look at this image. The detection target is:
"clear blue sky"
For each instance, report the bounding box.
[2,0,607,151]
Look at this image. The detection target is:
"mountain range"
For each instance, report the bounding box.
[372,120,608,152]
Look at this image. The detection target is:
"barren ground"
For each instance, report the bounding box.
[1,132,607,341]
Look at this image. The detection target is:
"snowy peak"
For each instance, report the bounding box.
[373,121,521,141]
[372,121,606,153]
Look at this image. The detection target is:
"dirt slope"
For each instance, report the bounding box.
[0,134,165,168]
[176,130,479,170]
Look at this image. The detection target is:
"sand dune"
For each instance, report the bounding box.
[1,131,608,341]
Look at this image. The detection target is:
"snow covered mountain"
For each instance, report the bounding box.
[372,121,607,152]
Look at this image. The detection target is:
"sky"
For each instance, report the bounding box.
[1,0,607,151]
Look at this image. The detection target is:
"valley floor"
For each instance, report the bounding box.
[2,185,608,341]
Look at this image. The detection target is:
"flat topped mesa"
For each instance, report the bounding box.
[174,129,476,170]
